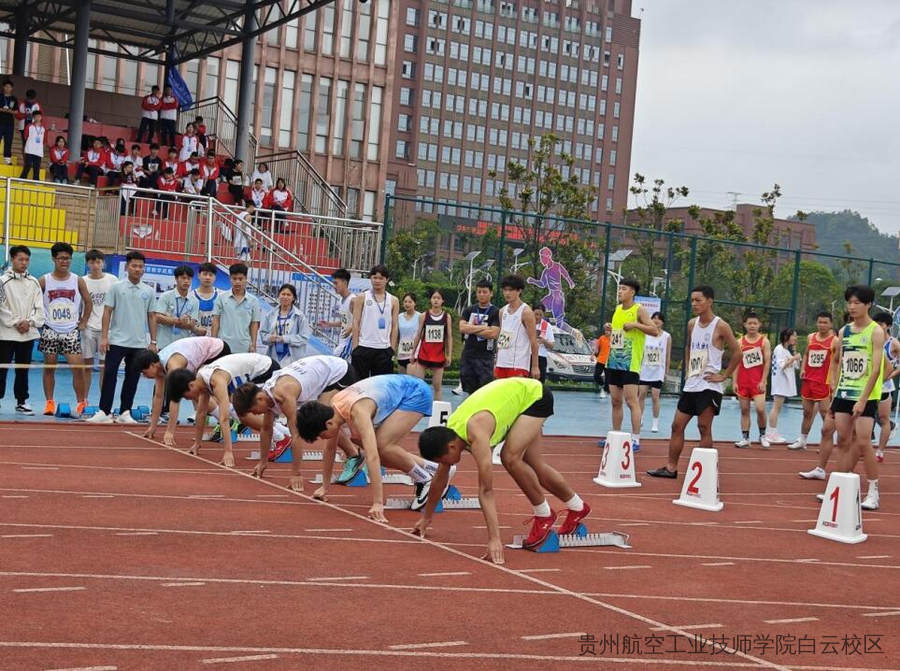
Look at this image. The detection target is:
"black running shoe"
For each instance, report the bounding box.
[646,466,677,479]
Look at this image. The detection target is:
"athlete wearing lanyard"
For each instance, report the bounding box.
[153,266,200,351]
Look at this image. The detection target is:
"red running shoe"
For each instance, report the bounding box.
[268,435,292,461]
[523,510,559,549]
[558,502,592,535]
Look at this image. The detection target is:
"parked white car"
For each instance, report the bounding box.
[545,327,596,382]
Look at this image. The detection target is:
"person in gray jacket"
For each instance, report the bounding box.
[0,245,45,414]
[259,283,310,366]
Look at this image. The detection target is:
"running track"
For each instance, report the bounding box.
[1,422,898,670]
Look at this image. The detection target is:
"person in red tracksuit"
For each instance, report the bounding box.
[76,138,108,186]
[138,85,161,143]
[195,117,208,152]
[155,167,179,218]
[49,136,70,184]
[163,147,181,178]
[200,151,219,197]
[179,151,200,180]
[262,178,293,232]
[158,86,178,147]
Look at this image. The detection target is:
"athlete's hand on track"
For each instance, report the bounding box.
[289,475,305,493]
[368,503,388,523]
[251,462,267,479]
[141,426,155,439]
[220,451,235,468]
[188,440,200,455]
[163,431,176,447]
[411,518,429,538]
[312,485,327,500]
[481,538,505,565]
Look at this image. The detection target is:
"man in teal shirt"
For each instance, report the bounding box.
[212,263,261,354]
[153,265,200,350]
[87,251,156,424]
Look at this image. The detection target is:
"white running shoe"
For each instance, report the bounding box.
[86,409,113,424]
[15,402,34,415]
[767,433,787,444]
[799,466,826,480]
[115,411,139,424]
[876,449,885,463]
[492,442,504,465]
[599,391,607,399]
[451,384,463,396]
[787,439,807,450]
[861,492,879,511]
[815,493,825,502]
[760,435,771,449]
[651,419,659,433]
[734,438,751,448]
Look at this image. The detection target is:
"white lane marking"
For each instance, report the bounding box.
[603,565,652,570]
[1,534,53,538]
[521,632,584,640]
[256,494,289,498]
[306,576,369,582]
[202,654,278,664]
[701,562,735,566]
[161,582,206,587]
[114,532,158,536]
[794,559,820,563]
[388,641,468,650]
[45,666,118,671]
[516,568,560,573]
[13,586,86,593]
[188,494,225,499]
[417,572,471,577]
[618,523,651,527]
[304,528,353,532]
[82,495,114,499]
[650,624,723,631]
[733,521,763,524]
[862,610,900,617]
[230,530,270,535]
[763,617,819,624]
[21,466,59,470]
[473,525,512,529]
[1,495,28,498]
[858,555,891,559]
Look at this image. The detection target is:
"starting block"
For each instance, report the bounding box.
[808,472,867,544]
[55,403,76,418]
[80,405,99,417]
[310,467,411,487]
[673,447,724,512]
[130,405,151,421]
[385,485,480,512]
[302,451,344,462]
[593,431,641,488]
[235,427,260,442]
[507,524,632,553]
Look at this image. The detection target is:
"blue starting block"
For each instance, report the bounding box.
[273,447,293,463]
[81,405,99,417]
[507,524,631,553]
[55,403,74,418]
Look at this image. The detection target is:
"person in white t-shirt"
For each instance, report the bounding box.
[766,328,801,443]
[317,268,355,361]
[81,249,117,402]
[532,303,555,384]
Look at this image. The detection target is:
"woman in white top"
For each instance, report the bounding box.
[252,162,274,191]
[639,311,671,433]
[766,328,800,443]
[179,122,200,162]
[396,292,421,373]
[260,284,311,366]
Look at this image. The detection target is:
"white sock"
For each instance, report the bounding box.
[868,479,879,494]
[631,433,640,443]
[272,423,289,441]
[422,459,439,475]
[533,500,551,517]
[564,494,584,512]
[800,434,807,443]
[209,406,220,421]
[407,463,431,484]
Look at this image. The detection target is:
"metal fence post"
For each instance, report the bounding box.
[867,258,874,286]
[680,236,699,390]
[789,249,802,326]
[598,221,612,326]
[2,178,9,254]
[496,208,508,296]
[663,231,674,316]
[206,197,213,262]
[380,194,392,264]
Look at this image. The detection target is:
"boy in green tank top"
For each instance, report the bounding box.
[602,278,658,452]
[416,378,589,564]
[828,285,883,511]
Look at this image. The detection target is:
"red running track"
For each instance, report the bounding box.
[1,422,899,670]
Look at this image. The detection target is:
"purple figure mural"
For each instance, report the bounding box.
[527,246,574,329]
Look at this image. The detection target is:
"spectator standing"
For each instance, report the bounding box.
[137,85,162,143]
[225,159,247,204]
[260,283,311,366]
[19,111,45,181]
[48,136,70,184]
[211,263,261,354]
[158,85,178,147]
[15,89,41,143]
[349,264,399,378]
[0,80,17,164]
[457,279,500,394]
[81,249,117,402]
[153,265,200,351]
[0,245,44,415]
[195,116,208,151]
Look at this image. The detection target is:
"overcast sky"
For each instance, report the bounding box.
[630,0,900,236]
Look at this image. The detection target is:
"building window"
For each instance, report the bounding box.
[375,0,389,65]
[406,7,418,25]
[615,77,622,94]
[608,173,615,190]
[399,87,412,106]
[321,4,336,55]
[609,149,616,166]
[339,0,353,57]
[357,1,371,61]
[279,70,295,148]
[363,191,376,221]
[304,12,317,50]
[259,66,277,145]
[617,53,624,69]
[612,125,618,142]
[315,77,332,154]
[350,83,366,159]
[613,101,620,118]
[332,79,348,155]
[396,140,410,159]
[367,86,383,160]
[223,60,239,111]
[401,61,415,78]
[203,56,219,99]
[297,74,313,150]
[404,34,417,53]
[285,17,299,49]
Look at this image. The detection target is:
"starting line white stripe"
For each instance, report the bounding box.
[858,555,891,559]
[307,576,368,582]
[862,610,900,617]
[603,565,652,570]
[733,521,763,524]
[13,586,85,593]
[1,495,28,498]
[763,617,819,624]
[304,528,353,532]
[521,632,584,640]
[161,582,206,587]
[82,495,114,499]
[417,572,471,577]
[388,641,468,650]
[1,534,53,538]
[701,562,735,566]
[202,654,278,664]
[516,568,560,573]
[46,666,118,671]
[21,466,59,470]
[114,532,158,536]
[650,624,724,631]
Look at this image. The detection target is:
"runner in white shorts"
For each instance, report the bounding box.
[81,249,117,401]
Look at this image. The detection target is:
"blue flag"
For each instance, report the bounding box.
[167,68,194,110]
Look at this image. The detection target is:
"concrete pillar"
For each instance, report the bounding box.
[235,0,257,162]
[12,6,30,76]
[67,0,92,159]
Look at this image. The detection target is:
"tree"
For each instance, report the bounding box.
[385,219,440,282]
[768,260,842,331]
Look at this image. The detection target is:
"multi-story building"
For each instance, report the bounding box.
[388,0,640,227]
[0,0,640,229]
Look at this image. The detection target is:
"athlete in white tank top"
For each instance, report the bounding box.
[683,317,724,393]
[496,303,532,370]
[42,273,81,333]
[358,290,395,349]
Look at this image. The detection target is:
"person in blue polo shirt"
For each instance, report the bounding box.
[212,263,261,354]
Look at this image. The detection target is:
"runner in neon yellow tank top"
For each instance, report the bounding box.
[603,278,658,453]
[827,285,884,511]
[416,378,590,563]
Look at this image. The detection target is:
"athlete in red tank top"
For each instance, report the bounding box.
[792,312,838,453]
[733,313,771,448]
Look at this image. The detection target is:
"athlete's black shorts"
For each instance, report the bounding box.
[677,389,723,417]
[203,341,231,365]
[640,379,662,389]
[252,359,280,384]
[831,397,878,419]
[522,385,554,419]
[324,363,358,393]
[606,367,640,387]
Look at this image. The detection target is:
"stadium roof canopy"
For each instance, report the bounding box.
[0,0,337,65]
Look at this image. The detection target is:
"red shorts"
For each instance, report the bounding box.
[735,384,764,399]
[801,379,830,401]
[494,367,530,379]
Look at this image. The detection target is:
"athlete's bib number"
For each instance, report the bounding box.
[688,349,708,378]
[425,324,444,343]
[398,339,414,356]
[497,331,512,350]
[841,351,867,380]
[199,312,213,328]
[645,349,661,366]
[742,347,763,369]
[340,311,352,329]
[808,349,827,368]
[48,299,74,324]
[610,329,625,349]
